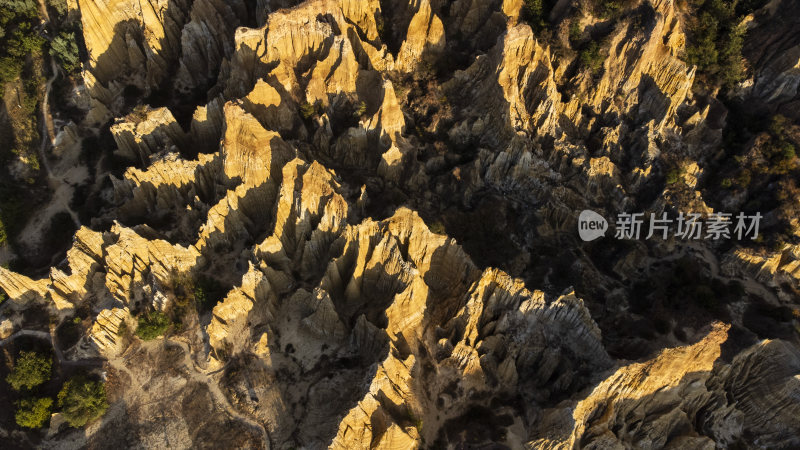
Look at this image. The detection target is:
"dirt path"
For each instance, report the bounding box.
[99,338,270,448]
[38,59,80,226]
[163,338,271,447]
[36,0,51,24]
[18,12,83,253]
[16,56,83,257]
[0,326,104,369]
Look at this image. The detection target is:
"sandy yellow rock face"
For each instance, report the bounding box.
[90,307,135,357]
[111,106,188,163]
[395,0,445,72]
[220,102,293,188]
[207,264,277,366]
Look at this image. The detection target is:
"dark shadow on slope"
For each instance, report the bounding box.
[741,0,800,121]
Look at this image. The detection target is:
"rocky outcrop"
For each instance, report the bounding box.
[207,264,277,365]
[48,227,106,313]
[0,267,49,306]
[394,0,445,72]
[219,102,293,188]
[103,224,201,307]
[742,0,800,119]
[90,307,135,357]
[173,0,257,94]
[78,0,191,117]
[113,152,219,221]
[111,106,188,163]
[724,243,800,300]
[534,323,800,449]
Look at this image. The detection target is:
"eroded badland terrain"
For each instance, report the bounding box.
[1,0,800,447]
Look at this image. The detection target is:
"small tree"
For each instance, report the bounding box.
[135,310,171,340]
[429,221,446,235]
[579,41,605,75]
[353,101,367,118]
[522,0,548,30]
[50,32,80,73]
[6,351,52,391]
[569,21,582,44]
[15,397,53,429]
[666,168,682,185]
[57,376,109,427]
[300,102,316,120]
[0,56,23,83]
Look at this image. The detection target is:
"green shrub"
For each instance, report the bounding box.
[376,14,386,40]
[598,0,623,18]
[193,275,225,312]
[781,143,796,160]
[0,56,23,83]
[135,310,171,340]
[666,168,681,185]
[569,21,582,43]
[300,102,316,120]
[587,0,635,20]
[193,284,206,307]
[522,0,556,31]
[353,101,367,118]
[0,217,7,246]
[429,221,446,235]
[769,114,788,137]
[57,376,108,427]
[10,25,45,58]
[6,351,52,391]
[2,0,39,18]
[579,41,605,74]
[15,397,53,428]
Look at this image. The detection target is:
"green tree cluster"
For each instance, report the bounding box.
[579,41,605,75]
[57,376,109,427]
[764,115,798,174]
[47,0,69,17]
[569,21,582,44]
[683,0,765,88]
[15,397,53,428]
[7,357,111,430]
[722,115,798,190]
[522,0,556,31]
[429,220,446,235]
[0,0,46,83]
[6,351,52,391]
[135,309,171,340]
[50,31,80,73]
